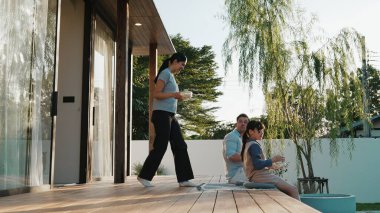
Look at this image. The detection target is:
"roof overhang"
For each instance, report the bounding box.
[98,0,176,56]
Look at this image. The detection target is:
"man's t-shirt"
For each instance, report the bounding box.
[222,129,243,180]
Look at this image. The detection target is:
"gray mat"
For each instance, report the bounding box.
[197,183,277,191]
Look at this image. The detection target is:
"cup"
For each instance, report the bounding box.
[180,90,192,101]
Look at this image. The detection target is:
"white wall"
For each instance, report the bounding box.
[54,0,85,184]
[131,138,380,203]
[131,140,226,176]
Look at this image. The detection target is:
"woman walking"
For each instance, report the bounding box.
[137,52,196,187]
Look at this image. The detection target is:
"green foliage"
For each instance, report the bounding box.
[363,65,380,116]
[196,122,235,139]
[223,0,293,91]
[132,162,167,176]
[172,35,223,137]
[132,34,223,139]
[223,0,367,179]
[356,203,380,211]
[132,57,150,140]
[132,162,143,175]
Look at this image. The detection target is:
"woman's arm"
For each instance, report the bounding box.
[153,79,182,100]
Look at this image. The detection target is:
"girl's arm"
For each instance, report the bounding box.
[249,144,272,170]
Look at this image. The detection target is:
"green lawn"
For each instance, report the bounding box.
[357,203,380,211]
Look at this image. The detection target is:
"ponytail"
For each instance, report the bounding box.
[241,131,249,161]
[154,52,187,83]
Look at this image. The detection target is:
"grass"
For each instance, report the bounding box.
[357,203,380,211]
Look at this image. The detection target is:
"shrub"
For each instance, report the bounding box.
[132,162,167,175]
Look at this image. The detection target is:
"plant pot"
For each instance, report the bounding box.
[300,194,356,213]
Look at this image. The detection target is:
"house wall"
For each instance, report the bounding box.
[356,119,380,137]
[131,138,380,203]
[54,0,85,184]
[356,129,380,137]
[374,120,380,128]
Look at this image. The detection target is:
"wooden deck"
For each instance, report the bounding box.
[0,176,319,213]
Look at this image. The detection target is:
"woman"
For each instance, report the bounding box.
[241,120,299,200]
[137,52,196,187]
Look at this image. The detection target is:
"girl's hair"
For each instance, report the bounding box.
[241,120,265,161]
[154,52,187,83]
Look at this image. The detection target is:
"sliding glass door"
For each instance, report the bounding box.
[91,16,115,179]
[0,0,57,190]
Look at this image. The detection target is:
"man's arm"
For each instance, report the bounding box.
[225,134,242,162]
[228,153,242,162]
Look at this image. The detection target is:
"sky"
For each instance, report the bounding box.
[154,0,380,123]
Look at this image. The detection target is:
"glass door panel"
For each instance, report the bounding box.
[0,0,57,190]
[91,16,115,178]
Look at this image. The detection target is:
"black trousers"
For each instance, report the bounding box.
[138,110,194,182]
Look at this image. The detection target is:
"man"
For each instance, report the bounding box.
[222,113,249,184]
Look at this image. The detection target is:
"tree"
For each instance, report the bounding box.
[198,121,235,139]
[365,65,380,116]
[131,57,150,139]
[132,34,222,139]
[223,0,366,187]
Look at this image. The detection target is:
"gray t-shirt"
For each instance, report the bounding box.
[153,68,179,113]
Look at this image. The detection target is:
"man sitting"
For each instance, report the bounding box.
[222,113,249,184]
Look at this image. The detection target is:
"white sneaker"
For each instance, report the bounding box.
[179,181,198,187]
[137,177,154,187]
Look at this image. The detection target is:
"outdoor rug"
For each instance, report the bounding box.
[197,182,277,191]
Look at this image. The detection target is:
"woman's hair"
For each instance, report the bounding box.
[154,52,187,83]
[241,120,265,161]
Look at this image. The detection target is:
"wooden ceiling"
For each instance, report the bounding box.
[98,0,175,56]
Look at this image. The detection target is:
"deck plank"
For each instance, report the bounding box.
[163,176,211,213]
[213,190,237,213]
[248,190,289,213]
[59,178,168,213]
[126,177,210,212]
[94,186,182,212]
[188,191,217,213]
[264,190,320,213]
[233,190,264,213]
[91,176,181,212]
[187,176,217,213]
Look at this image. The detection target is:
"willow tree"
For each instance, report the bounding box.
[223,0,366,183]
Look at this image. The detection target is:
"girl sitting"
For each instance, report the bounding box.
[241,120,299,200]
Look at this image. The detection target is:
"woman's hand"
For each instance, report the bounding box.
[172,92,183,100]
[271,155,285,163]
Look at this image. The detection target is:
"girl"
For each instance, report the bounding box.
[137,52,196,187]
[241,120,299,200]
